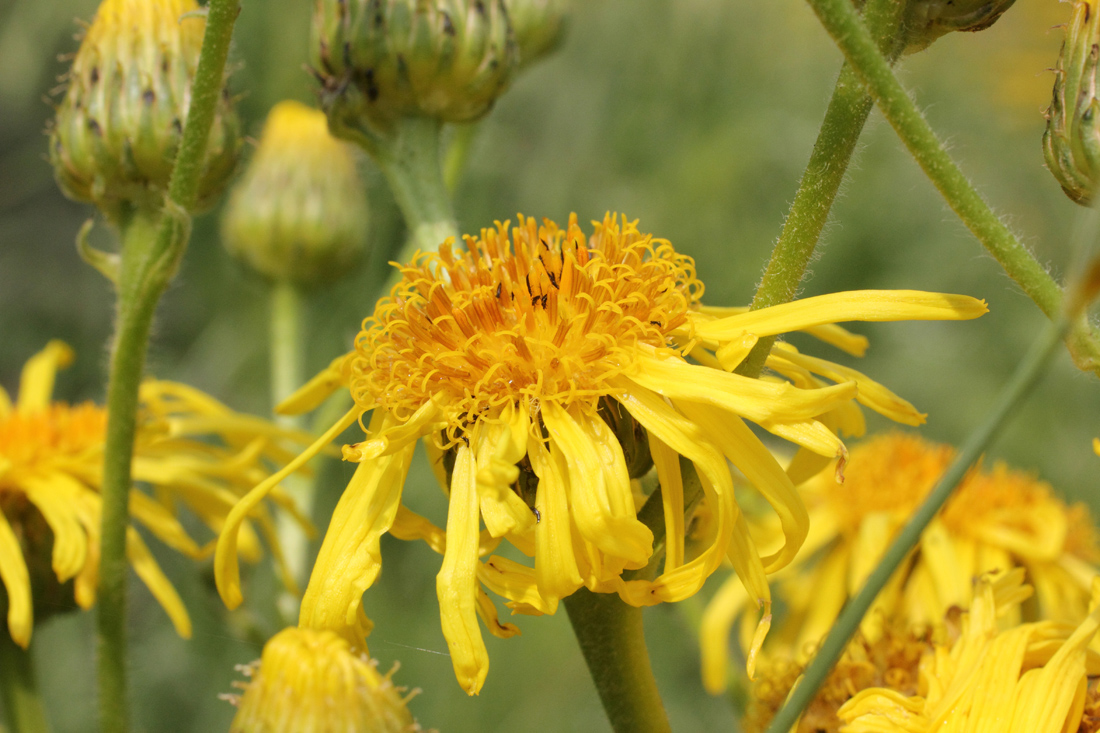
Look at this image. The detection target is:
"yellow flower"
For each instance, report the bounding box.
[837,570,1100,732]
[0,341,311,648]
[226,626,420,733]
[215,214,986,694]
[701,432,1100,693]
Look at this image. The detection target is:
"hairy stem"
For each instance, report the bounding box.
[765,312,1072,733]
[0,633,50,733]
[95,2,241,729]
[802,0,1100,376]
[738,0,907,378]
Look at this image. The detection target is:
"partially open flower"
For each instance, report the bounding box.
[0,342,311,648]
[227,626,420,733]
[215,213,986,694]
[506,0,569,68]
[700,432,1100,694]
[903,0,1018,52]
[313,0,517,139]
[49,0,240,219]
[221,101,369,287]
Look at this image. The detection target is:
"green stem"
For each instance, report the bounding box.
[0,634,49,733]
[95,2,242,730]
[564,590,672,733]
[737,0,907,378]
[802,0,1100,376]
[765,312,1072,733]
[269,282,311,604]
[444,122,480,193]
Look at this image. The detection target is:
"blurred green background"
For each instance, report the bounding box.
[1,0,1098,730]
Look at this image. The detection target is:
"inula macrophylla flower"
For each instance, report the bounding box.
[700,432,1100,694]
[0,342,312,648]
[226,626,420,733]
[214,214,987,694]
[49,0,240,219]
[221,101,369,288]
[836,570,1100,732]
[1045,0,1100,205]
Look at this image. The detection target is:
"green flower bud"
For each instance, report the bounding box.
[221,101,369,287]
[1044,0,1100,205]
[49,0,240,218]
[904,0,1018,52]
[312,0,518,137]
[506,0,569,68]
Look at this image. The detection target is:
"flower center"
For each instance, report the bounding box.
[351,213,703,431]
[0,403,106,479]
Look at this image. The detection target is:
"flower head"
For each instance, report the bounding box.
[221,100,369,287]
[226,626,420,733]
[49,0,240,218]
[837,570,1100,732]
[701,432,1100,693]
[0,342,311,647]
[215,214,987,694]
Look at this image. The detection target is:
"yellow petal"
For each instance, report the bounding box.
[769,344,925,425]
[691,290,988,344]
[19,473,88,583]
[436,445,489,695]
[648,433,685,573]
[699,572,750,694]
[127,527,191,638]
[476,586,521,639]
[299,440,415,638]
[474,407,535,538]
[629,351,858,425]
[129,489,203,558]
[696,305,870,356]
[342,399,441,462]
[0,509,32,647]
[478,555,558,615]
[390,505,446,555]
[526,426,583,601]
[275,352,353,415]
[215,407,359,610]
[0,384,11,419]
[541,402,653,564]
[17,340,74,411]
[759,417,846,459]
[674,402,808,573]
[713,332,758,372]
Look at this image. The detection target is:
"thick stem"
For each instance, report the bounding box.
[0,634,50,733]
[765,312,1073,733]
[737,0,907,378]
[803,0,1100,376]
[97,209,164,733]
[564,590,672,733]
[371,116,459,266]
[444,122,480,193]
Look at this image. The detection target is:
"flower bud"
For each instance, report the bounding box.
[221,101,369,287]
[312,0,518,135]
[904,0,1018,52]
[49,0,240,218]
[506,0,569,68]
[226,627,420,733]
[1044,0,1100,204]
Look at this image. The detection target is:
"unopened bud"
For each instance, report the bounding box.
[1044,0,1100,204]
[221,101,368,287]
[312,0,518,136]
[904,0,1018,52]
[506,0,569,68]
[49,0,240,219]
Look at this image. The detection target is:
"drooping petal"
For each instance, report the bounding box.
[476,586,521,639]
[0,508,32,647]
[474,404,535,538]
[275,353,353,415]
[673,402,808,573]
[478,555,557,615]
[215,407,360,609]
[696,305,870,356]
[436,445,489,695]
[541,402,652,565]
[648,433,684,573]
[19,473,88,582]
[700,572,751,694]
[17,340,74,411]
[127,527,191,638]
[526,425,583,602]
[342,399,441,461]
[299,437,416,641]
